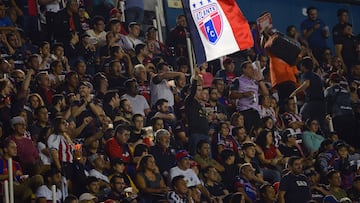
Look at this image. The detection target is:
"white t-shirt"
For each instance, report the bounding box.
[169,166,201,187]
[89,169,110,183]
[37,142,51,165]
[36,185,62,202]
[121,94,149,116]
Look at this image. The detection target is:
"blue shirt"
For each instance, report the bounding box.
[125,0,144,9]
[0,16,13,27]
[300,18,328,49]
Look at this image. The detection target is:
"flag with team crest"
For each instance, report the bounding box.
[181,0,254,65]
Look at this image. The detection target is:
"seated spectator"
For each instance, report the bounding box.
[212,121,241,161]
[281,97,304,135]
[202,166,229,201]
[278,128,305,158]
[35,167,63,202]
[74,60,92,82]
[347,175,360,202]
[193,139,224,172]
[167,175,192,203]
[105,124,133,165]
[121,78,151,116]
[0,140,44,202]
[79,192,97,203]
[327,170,348,200]
[149,129,176,177]
[148,98,176,131]
[121,22,144,53]
[85,16,107,48]
[256,130,283,183]
[48,60,65,89]
[88,153,110,187]
[234,163,258,202]
[169,150,212,201]
[219,149,238,192]
[278,156,312,203]
[129,114,146,146]
[259,95,276,122]
[305,168,330,202]
[135,154,170,203]
[302,118,325,156]
[107,174,137,202]
[239,141,266,185]
[8,116,39,174]
[109,158,138,193]
[257,183,277,203]
[333,142,356,190]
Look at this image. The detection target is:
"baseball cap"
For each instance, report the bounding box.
[109,8,120,17]
[79,193,96,201]
[10,116,25,126]
[223,57,234,65]
[176,150,191,161]
[282,128,297,138]
[128,22,140,28]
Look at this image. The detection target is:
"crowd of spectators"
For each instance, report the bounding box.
[0,0,359,203]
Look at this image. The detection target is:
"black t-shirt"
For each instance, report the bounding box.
[278,144,302,158]
[301,71,324,102]
[279,172,312,203]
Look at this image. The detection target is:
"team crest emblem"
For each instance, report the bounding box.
[192,1,223,44]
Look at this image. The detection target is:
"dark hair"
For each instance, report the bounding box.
[50,60,61,70]
[287,156,302,167]
[155,62,168,73]
[259,183,273,198]
[171,175,185,188]
[91,15,105,27]
[202,165,215,177]
[220,149,235,162]
[53,117,65,134]
[124,78,137,89]
[232,127,245,137]
[34,105,48,116]
[137,155,154,172]
[300,57,314,71]
[114,124,131,135]
[337,8,348,17]
[151,117,163,126]
[110,174,125,184]
[74,59,85,70]
[65,71,77,81]
[52,94,64,105]
[103,90,119,104]
[92,72,107,88]
[110,46,122,56]
[133,143,148,157]
[327,169,339,180]
[135,43,146,55]
[64,194,78,203]
[255,130,273,150]
[176,56,189,68]
[306,6,317,14]
[44,167,61,185]
[196,139,209,154]
[86,176,99,186]
[109,60,121,74]
[131,114,143,123]
[155,98,168,109]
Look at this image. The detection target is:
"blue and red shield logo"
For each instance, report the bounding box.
[192,3,223,44]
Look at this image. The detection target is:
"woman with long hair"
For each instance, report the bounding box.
[135,154,169,203]
[256,130,283,184]
[47,117,75,177]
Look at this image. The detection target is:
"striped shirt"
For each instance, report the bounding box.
[48,134,74,163]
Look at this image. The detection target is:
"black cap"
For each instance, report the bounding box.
[147,26,158,32]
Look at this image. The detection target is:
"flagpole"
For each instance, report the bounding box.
[186,32,195,75]
[52,185,56,203]
[4,180,9,203]
[155,6,163,43]
[8,158,13,203]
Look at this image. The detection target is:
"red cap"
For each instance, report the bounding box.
[109,8,120,17]
[175,150,191,161]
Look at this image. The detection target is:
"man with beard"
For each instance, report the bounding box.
[279,156,312,203]
[36,168,63,202]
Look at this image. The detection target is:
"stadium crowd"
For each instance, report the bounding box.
[0,0,359,202]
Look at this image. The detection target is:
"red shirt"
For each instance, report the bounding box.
[105,137,132,163]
